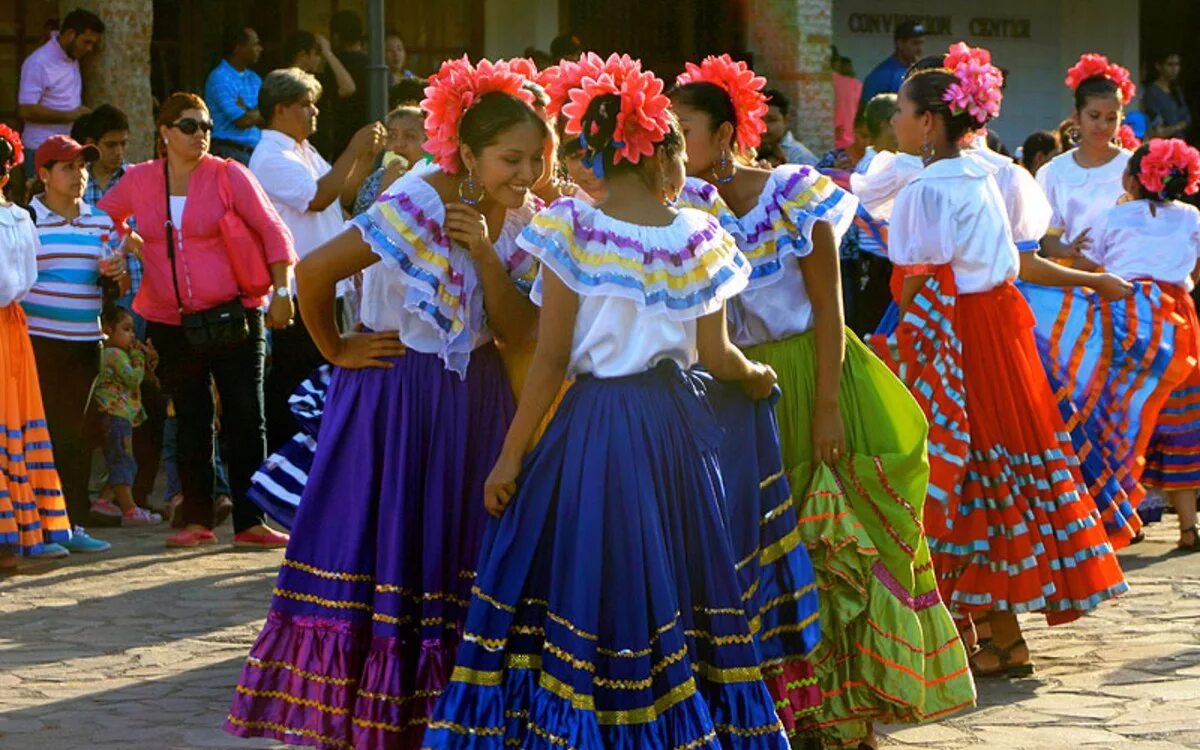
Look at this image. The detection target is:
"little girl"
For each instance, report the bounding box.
[1076,140,1200,551]
[0,125,72,569]
[883,51,1128,679]
[227,58,547,748]
[93,305,162,526]
[424,55,801,750]
[1037,54,1137,260]
[671,54,973,749]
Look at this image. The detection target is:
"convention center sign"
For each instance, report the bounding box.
[846,13,1031,39]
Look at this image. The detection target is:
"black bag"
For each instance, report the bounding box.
[164,159,248,351]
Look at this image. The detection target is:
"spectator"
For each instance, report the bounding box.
[523,46,553,71]
[758,88,819,167]
[386,33,414,84]
[860,20,925,106]
[1144,50,1191,140]
[25,135,131,555]
[550,33,584,63]
[389,76,428,108]
[853,92,898,171]
[93,306,162,526]
[831,48,862,149]
[204,26,265,165]
[1058,117,1080,152]
[1021,130,1061,177]
[353,105,425,215]
[98,92,298,549]
[283,30,357,101]
[250,68,384,451]
[319,10,370,158]
[18,8,103,152]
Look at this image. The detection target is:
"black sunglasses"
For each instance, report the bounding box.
[171,118,214,135]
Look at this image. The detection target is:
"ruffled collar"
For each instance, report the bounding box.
[1045,148,1131,188]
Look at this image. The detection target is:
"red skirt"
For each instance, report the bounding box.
[869,270,1127,625]
[0,304,71,555]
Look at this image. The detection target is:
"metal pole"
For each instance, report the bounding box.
[366,0,388,121]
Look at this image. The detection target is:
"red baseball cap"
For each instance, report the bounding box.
[35,134,99,173]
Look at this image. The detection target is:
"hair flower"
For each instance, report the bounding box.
[0,124,24,170]
[560,53,672,167]
[422,56,536,174]
[1065,53,1136,104]
[540,51,606,118]
[1137,138,1200,197]
[1116,124,1141,151]
[674,54,768,150]
[940,42,1004,124]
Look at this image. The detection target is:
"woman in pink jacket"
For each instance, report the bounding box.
[100,92,297,549]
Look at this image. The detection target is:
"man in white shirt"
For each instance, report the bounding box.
[249,66,384,451]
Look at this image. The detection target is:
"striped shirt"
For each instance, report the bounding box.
[23,197,113,341]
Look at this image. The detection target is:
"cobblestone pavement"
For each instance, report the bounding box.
[1,520,1197,750]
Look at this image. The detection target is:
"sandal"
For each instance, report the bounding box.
[970,638,1034,679]
[1177,526,1200,553]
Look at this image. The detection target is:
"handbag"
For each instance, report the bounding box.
[164,159,249,351]
[216,159,273,297]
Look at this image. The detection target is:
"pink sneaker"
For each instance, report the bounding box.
[165,529,217,548]
[122,507,163,527]
[91,497,122,519]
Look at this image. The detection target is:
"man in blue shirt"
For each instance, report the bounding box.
[860,20,925,107]
[204,27,265,165]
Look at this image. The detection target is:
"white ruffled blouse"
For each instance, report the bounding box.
[1037,148,1131,245]
[0,204,39,308]
[1087,200,1200,290]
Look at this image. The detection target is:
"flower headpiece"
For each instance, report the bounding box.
[560,53,673,172]
[1116,124,1141,151]
[422,56,536,174]
[941,42,1004,125]
[502,57,540,80]
[1065,54,1136,104]
[540,52,605,118]
[1135,138,1200,198]
[0,124,24,171]
[675,54,767,149]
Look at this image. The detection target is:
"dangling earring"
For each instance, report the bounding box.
[458,168,484,207]
[712,150,736,184]
[920,139,934,166]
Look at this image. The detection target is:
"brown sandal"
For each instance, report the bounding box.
[1177,526,1200,553]
[970,638,1034,679]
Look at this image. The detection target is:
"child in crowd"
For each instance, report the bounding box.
[92,306,162,526]
[1021,130,1062,176]
[351,105,426,215]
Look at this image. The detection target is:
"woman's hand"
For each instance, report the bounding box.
[1093,272,1134,301]
[812,402,846,467]
[266,293,295,330]
[330,330,408,369]
[484,453,521,518]
[444,204,493,260]
[124,231,145,261]
[739,362,778,400]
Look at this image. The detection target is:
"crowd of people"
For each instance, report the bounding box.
[3,6,1200,750]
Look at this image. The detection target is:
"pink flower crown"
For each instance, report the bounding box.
[421,56,537,174]
[0,124,24,170]
[539,52,606,119]
[1136,138,1200,197]
[941,42,1004,125]
[560,53,673,168]
[1065,54,1136,104]
[674,54,768,150]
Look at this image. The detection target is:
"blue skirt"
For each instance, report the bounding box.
[423,363,794,749]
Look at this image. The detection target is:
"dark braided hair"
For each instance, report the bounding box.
[1074,76,1122,111]
[1128,143,1190,202]
[901,68,984,144]
[578,93,683,178]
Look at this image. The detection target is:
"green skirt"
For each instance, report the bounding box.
[745,329,976,748]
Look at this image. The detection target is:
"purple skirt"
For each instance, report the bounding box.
[225,344,514,750]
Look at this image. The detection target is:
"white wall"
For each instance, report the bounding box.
[832,0,1139,151]
[485,0,559,60]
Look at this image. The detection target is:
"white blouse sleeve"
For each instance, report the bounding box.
[0,208,40,307]
[887,181,956,267]
[1005,166,1053,251]
[849,151,924,221]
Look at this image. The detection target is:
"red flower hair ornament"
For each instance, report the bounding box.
[422,56,536,174]
[1136,138,1200,198]
[941,42,1004,125]
[1116,124,1141,151]
[0,124,24,171]
[1065,53,1136,104]
[675,54,768,150]
[560,53,673,170]
[540,51,606,118]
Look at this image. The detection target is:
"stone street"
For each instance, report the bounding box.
[1,520,1197,750]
